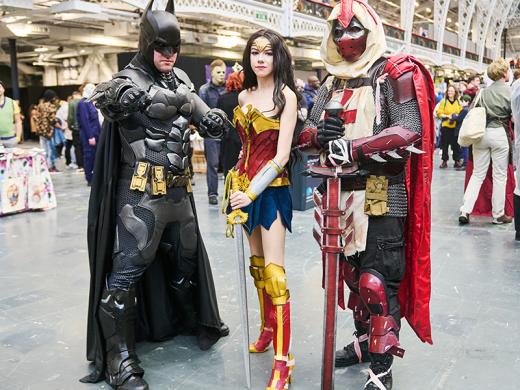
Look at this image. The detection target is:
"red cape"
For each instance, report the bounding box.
[385,54,434,344]
[463,123,516,217]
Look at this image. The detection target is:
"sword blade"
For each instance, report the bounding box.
[234,225,251,389]
[321,177,342,390]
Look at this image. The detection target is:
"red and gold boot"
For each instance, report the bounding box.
[249,256,273,353]
[264,263,294,390]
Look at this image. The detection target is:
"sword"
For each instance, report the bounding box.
[311,101,364,390]
[225,170,251,389]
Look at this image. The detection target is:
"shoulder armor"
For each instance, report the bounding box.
[368,57,388,87]
[388,70,415,104]
[173,67,195,92]
[115,65,154,92]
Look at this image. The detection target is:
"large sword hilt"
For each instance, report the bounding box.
[224,169,248,237]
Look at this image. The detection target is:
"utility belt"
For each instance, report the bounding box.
[341,171,404,191]
[122,162,191,196]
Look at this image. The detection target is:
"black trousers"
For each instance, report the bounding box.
[347,216,406,325]
[64,139,73,166]
[440,126,461,162]
[72,129,84,168]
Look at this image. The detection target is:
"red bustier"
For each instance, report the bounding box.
[233,105,289,186]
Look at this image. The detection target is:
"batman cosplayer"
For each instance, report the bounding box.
[80,1,229,389]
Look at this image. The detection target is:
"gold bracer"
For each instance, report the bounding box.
[264,263,290,305]
[130,162,150,192]
[151,166,167,196]
[364,175,389,216]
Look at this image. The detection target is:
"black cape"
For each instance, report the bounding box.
[82,118,227,383]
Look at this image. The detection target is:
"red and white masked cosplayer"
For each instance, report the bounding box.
[298,1,435,389]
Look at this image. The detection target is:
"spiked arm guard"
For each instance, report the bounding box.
[90,78,151,122]
[244,159,284,201]
[328,126,421,165]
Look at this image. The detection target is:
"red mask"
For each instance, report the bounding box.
[333,17,368,62]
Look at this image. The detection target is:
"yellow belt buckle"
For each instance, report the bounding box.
[151,166,167,195]
[130,162,150,192]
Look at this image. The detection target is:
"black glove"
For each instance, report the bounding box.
[199,108,227,139]
[317,116,344,148]
[119,87,151,113]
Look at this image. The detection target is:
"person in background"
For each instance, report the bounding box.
[68,90,84,169]
[303,74,320,111]
[57,96,77,169]
[217,71,243,178]
[76,83,101,186]
[464,75,481,99]
[434,87,444,104]
[199,58,227,204]
[450,94,472,170]
[458,81,468,96]
[29,104,38,139]
[436,85,463,168]
[0,80,22,148]
[295,78,308,120]
[459,58,513,225]
[35,89,60,172]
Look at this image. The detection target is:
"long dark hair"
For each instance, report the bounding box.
[242,29,300,114]
[242,29,302,178]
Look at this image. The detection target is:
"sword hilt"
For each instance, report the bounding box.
[225,170,249,238]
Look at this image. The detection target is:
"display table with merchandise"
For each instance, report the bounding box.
[0,147,57,216]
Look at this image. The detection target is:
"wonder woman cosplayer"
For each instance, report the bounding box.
[223,29,298,390]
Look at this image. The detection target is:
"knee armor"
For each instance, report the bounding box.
[359,271,404,358]
[264,263,290,305]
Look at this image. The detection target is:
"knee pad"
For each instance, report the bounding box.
[359,270,388,316]
[249,255,265,289]
[264,263,289,305]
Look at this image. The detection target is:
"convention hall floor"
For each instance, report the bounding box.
[0,154,518,390]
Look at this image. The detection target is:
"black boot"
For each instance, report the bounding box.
[335,331,370,367]
[364,353,393,390]
[99,287,148,390]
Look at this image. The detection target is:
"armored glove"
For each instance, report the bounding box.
[198,108,227,139]
[317,116,344,148]
[327,138,353,166]
[90,79,150,121]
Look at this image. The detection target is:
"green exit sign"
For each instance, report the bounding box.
[255,11,268,21]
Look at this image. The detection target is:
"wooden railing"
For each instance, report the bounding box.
[442,43,461,56]
[411,32,437,50]
[295,0,333,18]
[465,51,479,61]
[256,0,282,6]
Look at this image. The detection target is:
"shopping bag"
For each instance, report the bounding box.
[458,92,486,147]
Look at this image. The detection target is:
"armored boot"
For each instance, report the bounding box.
[264,263,294,390]
[364,354,393,390]
[336,292,371,367]
[335,330,370,368]
[248,255,274,353]
[99,286,148,390]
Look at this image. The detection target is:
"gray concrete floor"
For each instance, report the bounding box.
[0,151,519,390]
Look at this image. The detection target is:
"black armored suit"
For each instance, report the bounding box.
[81,1,228,389]
[99,59,219,290]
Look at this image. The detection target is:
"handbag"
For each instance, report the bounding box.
[458,92,486,147]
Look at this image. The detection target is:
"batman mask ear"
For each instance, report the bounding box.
[165,0,175,14]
